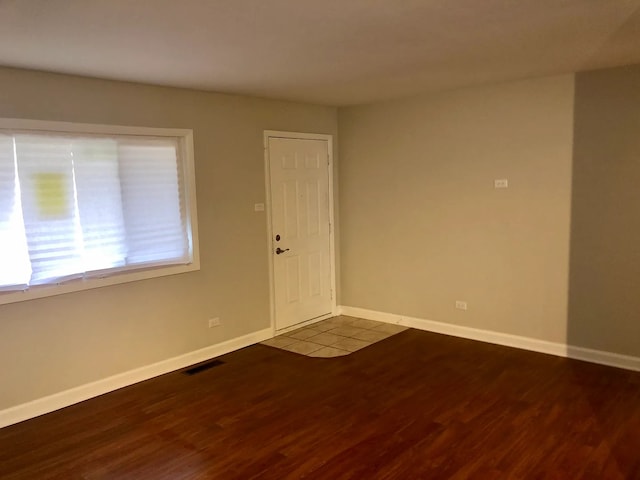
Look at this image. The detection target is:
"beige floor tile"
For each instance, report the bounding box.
[323,316,357,327]
[349,329,393,343]
[285,328,322,340]
[263,316,410,358]
[372,323,408,334]
[336,315,360,324]
[261,336,298,348]
[349,318,384,330]
[327,326,368,337]
[308,346,351,358]
[303,322,336,332]
[280,340,324,355]
[306,332,344,346]
[299,327,326,337]
[331,337,371,352]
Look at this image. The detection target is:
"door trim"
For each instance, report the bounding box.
[263,130,337,335]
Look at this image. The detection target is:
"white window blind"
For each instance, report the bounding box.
[0,134,31,290]
[118,140,188,265]
[0,127,195,296]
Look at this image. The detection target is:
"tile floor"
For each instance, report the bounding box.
[261,315,408,357]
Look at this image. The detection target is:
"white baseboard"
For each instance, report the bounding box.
[339,305,640,372]
[0,328,272,429]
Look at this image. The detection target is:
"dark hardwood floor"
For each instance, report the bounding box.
[2,328,640,479]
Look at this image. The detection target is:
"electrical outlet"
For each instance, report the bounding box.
[494,179,509,189]
[455,301,468,311]
[208,317,221,328]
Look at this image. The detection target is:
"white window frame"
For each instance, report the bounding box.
[0,118,200,306]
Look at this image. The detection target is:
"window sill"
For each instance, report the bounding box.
[0,260,200,306]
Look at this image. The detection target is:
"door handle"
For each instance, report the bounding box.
[275,247,290,255]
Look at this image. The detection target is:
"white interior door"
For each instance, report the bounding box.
[267,135,334,330]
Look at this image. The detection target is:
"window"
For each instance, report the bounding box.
[0,119,199,304]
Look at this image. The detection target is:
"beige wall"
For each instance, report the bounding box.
[568,64,640,357]
[4,62,639,414]
[0,67,337,409]
[338,75,574,343]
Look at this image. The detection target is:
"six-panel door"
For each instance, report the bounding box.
[268,137,332,330]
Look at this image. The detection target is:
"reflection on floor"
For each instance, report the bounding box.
[260,315,408,357]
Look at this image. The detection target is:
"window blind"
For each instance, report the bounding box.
[118,139,189,266]
[0,134,31,290]
[0,131,191,291]
[16,135,85,284]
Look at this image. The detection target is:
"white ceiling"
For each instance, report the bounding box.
[1,0,639,106]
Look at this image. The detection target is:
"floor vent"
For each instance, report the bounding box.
[183,359,224,375]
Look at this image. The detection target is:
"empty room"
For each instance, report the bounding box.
[1,1,640,478]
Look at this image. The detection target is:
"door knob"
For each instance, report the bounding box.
[275,247,290,255]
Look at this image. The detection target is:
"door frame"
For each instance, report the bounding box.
[263,130,337,335]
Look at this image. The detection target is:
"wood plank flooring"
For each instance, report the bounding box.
[1,327,640,479]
